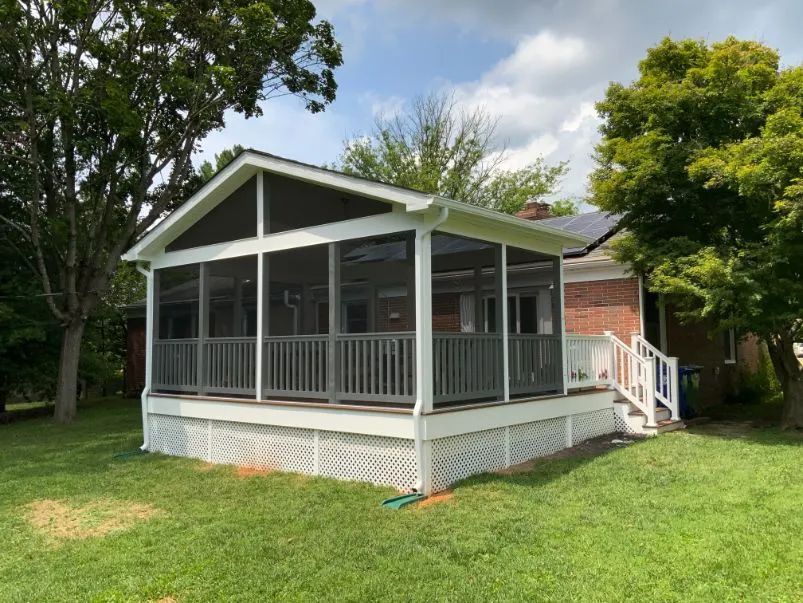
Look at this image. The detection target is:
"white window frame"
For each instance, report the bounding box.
[724,328,737,364]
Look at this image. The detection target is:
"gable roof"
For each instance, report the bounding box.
[123,149,591,260]
[536,211,622,257]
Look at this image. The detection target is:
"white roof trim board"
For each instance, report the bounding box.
[123,150,591,261]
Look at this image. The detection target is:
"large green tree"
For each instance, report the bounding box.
[591,37,803,428]
[335,92,569,215]
[0,0,342,423]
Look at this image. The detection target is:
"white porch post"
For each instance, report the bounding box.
[328,242,341,404]
[556,256,568,395]
[255,253,264,400]
[668,356,680,420]
[141,264,156,449]
[255,171,265,400]
[500,244,510,402]
[644,356,658,427]
[197,263,209,395]
[415,228,433,414]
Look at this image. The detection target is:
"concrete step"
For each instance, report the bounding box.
[628,407,671,422]
[641,419,685,436]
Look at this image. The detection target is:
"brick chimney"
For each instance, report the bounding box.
[515,200,552,221]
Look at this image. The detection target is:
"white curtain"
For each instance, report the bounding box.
[459,293,475,333]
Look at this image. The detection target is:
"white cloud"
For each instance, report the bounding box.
[195,96,348,169]
[445,30,603,199]
[489,31,589,84]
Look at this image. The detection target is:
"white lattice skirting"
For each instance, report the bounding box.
[148,407,617,493]
[430,408,616,492]
[148,413,418,491]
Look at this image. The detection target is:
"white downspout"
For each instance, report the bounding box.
[136,262,153,451]
[283,290,299,334]
[413,206,448,493]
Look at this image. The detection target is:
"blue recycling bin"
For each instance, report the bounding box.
[678,365,702,419]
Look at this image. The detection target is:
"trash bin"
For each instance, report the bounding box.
[678,365,702,419]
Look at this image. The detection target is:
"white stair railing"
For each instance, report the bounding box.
[631,334,680,420]
[608,334,657,426]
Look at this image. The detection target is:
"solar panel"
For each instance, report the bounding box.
[538,211,621,254]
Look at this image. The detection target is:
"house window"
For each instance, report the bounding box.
[342,300,369,334]
[483,293,541,334]
[483,296,517,333]
[723,328,736,364]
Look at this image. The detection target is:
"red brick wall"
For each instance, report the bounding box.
[564,278,641,339]
[665,309,737,406]
[432,292,461,332]
[376,296,410,332]
[125,317,146,398]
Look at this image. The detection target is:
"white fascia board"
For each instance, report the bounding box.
[148,395,415,439]
[422,390,614,439]
[431,196,592,250]
[437,213,564,257]
[563,257,633,283]
[151,211,424,269]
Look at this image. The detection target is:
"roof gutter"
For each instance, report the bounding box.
[412,206,449,494]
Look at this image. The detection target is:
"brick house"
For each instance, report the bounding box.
[530,203,751,406]
[125,197,751,407]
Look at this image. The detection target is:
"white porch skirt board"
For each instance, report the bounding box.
[148,407,616,493]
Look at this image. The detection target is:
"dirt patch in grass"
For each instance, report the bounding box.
[497,434,640,475]
[416,490,454,508]
[195,462,216,472]
[25,499,162,541]
[234,466,275,478]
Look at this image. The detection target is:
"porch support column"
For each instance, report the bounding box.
[197,262,210,396]
[255,253,264,400]
[328,242,340,404]
[150,268,160,391]
[553,256,567,395]
[415,229,433,413]
[500,244,510,402]
[494,245,505,401]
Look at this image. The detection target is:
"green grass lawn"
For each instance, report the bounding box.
[0,399,801,602]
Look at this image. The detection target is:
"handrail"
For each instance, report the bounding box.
[609,334,656,425]
[632,334,680,420]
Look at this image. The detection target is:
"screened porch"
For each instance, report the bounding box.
[151,230,565,408]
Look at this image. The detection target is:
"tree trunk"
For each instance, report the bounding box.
[766,333,803,430]
[54,319,85,424]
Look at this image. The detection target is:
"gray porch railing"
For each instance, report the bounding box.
[337,332,416,404]
[263,335,329,398]
[433,332,503,405]
[153,339,198,392]
[205,337,257,396]
[508,334,562,396]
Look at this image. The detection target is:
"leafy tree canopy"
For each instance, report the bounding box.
[591,37,803,428]
[334,93,569,215]
[199,144,246,183]
[0,0,343,422]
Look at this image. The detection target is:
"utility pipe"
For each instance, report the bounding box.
[413,206,448,493]
[283,290,299,334]
[136,262,153,451]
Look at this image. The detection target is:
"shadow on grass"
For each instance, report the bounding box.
[685,401,802,447]
[454,432,649,494]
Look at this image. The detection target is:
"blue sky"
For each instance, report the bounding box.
[198,0,803,204]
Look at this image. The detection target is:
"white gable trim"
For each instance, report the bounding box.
[123,150,590,261]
